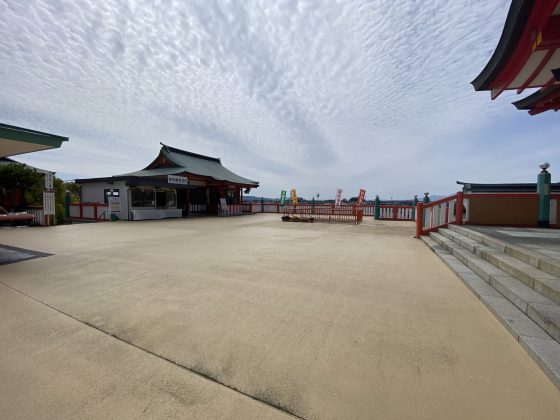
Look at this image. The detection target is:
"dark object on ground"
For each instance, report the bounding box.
[281,215,315,223]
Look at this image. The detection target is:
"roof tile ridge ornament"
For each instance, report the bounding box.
[160,141,170,153]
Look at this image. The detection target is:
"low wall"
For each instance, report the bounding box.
[467,195,538,226]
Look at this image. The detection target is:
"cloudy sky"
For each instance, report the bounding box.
[1,0,559,199]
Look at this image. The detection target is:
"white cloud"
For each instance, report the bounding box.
[1,0,557,199]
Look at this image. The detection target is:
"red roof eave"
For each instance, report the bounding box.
[489,1,559,99]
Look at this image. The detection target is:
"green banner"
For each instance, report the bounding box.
[280,190,286,206]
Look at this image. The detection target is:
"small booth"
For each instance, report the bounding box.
[76,143,259,220]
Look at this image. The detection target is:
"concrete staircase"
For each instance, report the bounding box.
[421,224,560,389]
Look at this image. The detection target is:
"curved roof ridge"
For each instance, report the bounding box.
[471,0,533,91]
[160,143,221,163]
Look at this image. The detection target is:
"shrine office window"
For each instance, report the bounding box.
[104,189,120,204]
[130,188,155,208]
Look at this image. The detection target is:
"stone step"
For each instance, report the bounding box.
[430,231,560,343]
[440,228,560,305]
[421,235,560,389]
[448,224,560,278]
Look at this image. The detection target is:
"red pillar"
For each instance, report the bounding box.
[415,202,424,238]
[456,191,464,225]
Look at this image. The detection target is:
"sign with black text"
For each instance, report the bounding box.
[43,192,55,215]
[109,197,121,214]
[44,172,54,190]
[168,175,188,185]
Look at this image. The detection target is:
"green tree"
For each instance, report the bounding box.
[63,181,80,202]
[54,177,67,225]
[0,163,42,211]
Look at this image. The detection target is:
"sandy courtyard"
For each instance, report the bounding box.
[1,215,559,419]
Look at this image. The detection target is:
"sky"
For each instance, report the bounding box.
[1,0,559,200]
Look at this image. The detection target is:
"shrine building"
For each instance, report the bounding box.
[76,143,259,220]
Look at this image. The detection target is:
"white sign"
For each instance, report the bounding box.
[168,175,188,185]
[43,192,55,215]
[108,197,121,214]
[220,198,228,210]
[335,188,343,206]
[45,172,54,190]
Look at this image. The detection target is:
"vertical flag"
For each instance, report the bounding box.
[280,190,286,206]
[335,188,343,206]
[357,189,366,206]
[291,188,298,205]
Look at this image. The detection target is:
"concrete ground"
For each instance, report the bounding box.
[1,215,559,419]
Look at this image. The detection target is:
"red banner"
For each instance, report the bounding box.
[357,189,366,206]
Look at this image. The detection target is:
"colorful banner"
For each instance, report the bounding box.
[357,189,366,206]
[291,188,297,205]
[335,188,343,206]
[280,190,286,206]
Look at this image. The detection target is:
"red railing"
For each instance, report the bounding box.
[241,202,414,221]
[241,202,416,222]
[69,202,109,221]
[283,204,364,224]
[415,191,560,237]
[415,193,462,238]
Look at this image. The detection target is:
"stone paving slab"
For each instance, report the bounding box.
[467,226,560,265]
[520,336,560,389]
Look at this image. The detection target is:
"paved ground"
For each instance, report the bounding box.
[1,215,559,419]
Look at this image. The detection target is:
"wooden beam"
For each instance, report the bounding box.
[535,15,560,50]
[517,49,556,94]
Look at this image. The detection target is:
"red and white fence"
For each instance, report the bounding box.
[69,202,109,222]
[219,204,243,215]
[377,205,415,221]
[241,202,415,222]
